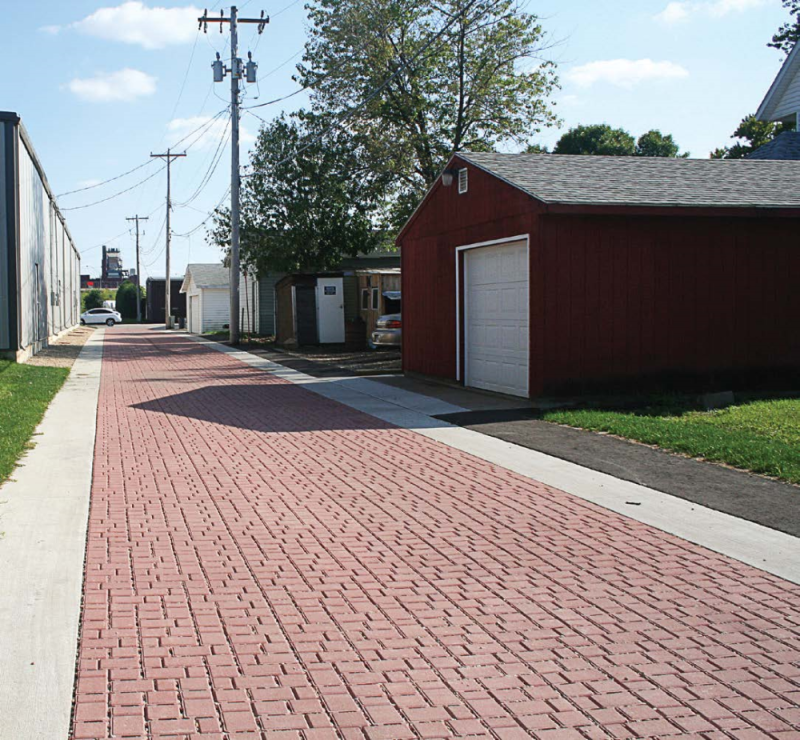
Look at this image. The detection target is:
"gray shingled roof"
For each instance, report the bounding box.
[184,263,229,289]
[458,151,800,209]
[747,132,800,161]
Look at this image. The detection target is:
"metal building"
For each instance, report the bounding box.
[1,111,80,361]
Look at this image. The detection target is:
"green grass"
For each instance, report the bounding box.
[543,396,800,485]
[0,360,70,484]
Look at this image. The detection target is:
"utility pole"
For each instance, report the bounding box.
[199,6,267,344]
[150,149,186,328]
[126,215,149,322]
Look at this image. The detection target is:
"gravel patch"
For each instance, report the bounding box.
[26,326,96,369]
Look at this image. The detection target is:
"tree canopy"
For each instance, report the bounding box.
[770,0,800,55]
[710,114,795,159]
[297,0,558,226]
[83,289,105,311]
[209,115,385,274]
[553,124,686,157]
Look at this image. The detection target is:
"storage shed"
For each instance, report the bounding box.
[145,278,186,325]
[180,264,257,334]
[398,152,800,398]
[274,273,345,346]
[1,111,81,361]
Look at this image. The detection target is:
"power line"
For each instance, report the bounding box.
[56,159,157,198]
[175,114,232,208]
[61,164,167,211]
[58,109,228,211]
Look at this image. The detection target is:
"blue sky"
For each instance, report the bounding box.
[2,0,791,280]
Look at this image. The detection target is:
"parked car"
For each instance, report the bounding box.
[371,313,401,347]
[81,307,122,326]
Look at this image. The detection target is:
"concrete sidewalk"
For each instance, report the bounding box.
[0,330,104,740]
[72,326,800,740]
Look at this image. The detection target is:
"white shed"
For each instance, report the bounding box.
[180,264,259,335]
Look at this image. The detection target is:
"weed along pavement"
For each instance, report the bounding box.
[54,325,800,740]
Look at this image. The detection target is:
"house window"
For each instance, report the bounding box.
[371,288,379,311]
[361,288,370,310]
[458,168,468,194]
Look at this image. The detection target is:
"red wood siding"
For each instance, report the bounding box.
[400,160,537,380]
[533,215,800,395]
[401,159,800,397]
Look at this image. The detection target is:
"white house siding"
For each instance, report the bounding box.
[1,114,79,360]
[772,69,800,123]
[201,289,230,332]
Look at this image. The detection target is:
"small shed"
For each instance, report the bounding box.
[145,278,186,325]
[398,152,800,398]
[275,273,346,346]
[180,264,258,334]
[355,268,401,338]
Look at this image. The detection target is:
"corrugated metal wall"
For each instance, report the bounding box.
[0,121,10,350]
[1,115,80,358]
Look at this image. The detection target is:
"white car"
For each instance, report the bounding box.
[81,307,122,326]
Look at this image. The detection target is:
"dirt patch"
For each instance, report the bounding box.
[26,326,96,369]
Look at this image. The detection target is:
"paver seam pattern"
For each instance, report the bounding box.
[72,328,800,740]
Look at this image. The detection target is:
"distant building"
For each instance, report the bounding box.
[146,278,187,325]
[0,111,81,361]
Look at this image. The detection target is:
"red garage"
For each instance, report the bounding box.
[397,152,800,398]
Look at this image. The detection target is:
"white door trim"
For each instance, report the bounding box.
[455,234,530,384]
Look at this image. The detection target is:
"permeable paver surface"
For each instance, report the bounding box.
[72,326,800,740]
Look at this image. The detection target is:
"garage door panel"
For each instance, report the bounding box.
[465,241,529,398]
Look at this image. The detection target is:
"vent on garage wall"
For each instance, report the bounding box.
[458,168,468,194]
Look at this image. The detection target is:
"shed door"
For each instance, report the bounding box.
[189,295,200,333]
[465,241,529,397]
[316,277,345,343]
[295,284,318,345]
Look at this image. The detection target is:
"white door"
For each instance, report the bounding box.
[316,277,345,343]
[189,295,200,333]
[465,241,529,397]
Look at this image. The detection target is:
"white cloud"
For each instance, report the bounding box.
[166,116,255,149]
[67,68,157,102]
[39,24,61,35]
[69,2,200,50]
[566,59,689,89]
[78,178,103,188]
[655,2,690,23]
[656,0,768,23]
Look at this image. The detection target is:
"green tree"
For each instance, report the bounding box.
[115,281,144,320]
[83,289,105,311]
[554,124,636,155]
[297,0,558,228]
[636,129,687,158]
[770,0,800,55]
[710,114,795,159]
[209,115,384,273]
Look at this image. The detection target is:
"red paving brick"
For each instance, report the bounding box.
[71,327,800,739]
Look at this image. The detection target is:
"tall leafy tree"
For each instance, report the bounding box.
[298,0,558,226]
[770,0,800,55]
[710,114,795,159]
[208,115,384,274]
[636,130,687,158]
[554,124,636,155]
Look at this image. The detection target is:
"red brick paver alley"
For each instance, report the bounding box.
[72,327,800,740]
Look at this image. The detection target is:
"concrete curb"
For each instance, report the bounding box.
[192,336,800,587]
[0,329,104,740]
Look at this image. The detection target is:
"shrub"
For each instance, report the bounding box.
[115,281,145,320]
[83,289,105,311]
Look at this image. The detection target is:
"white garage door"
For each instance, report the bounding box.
[465,241,529,397]
[189,295,200,334]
